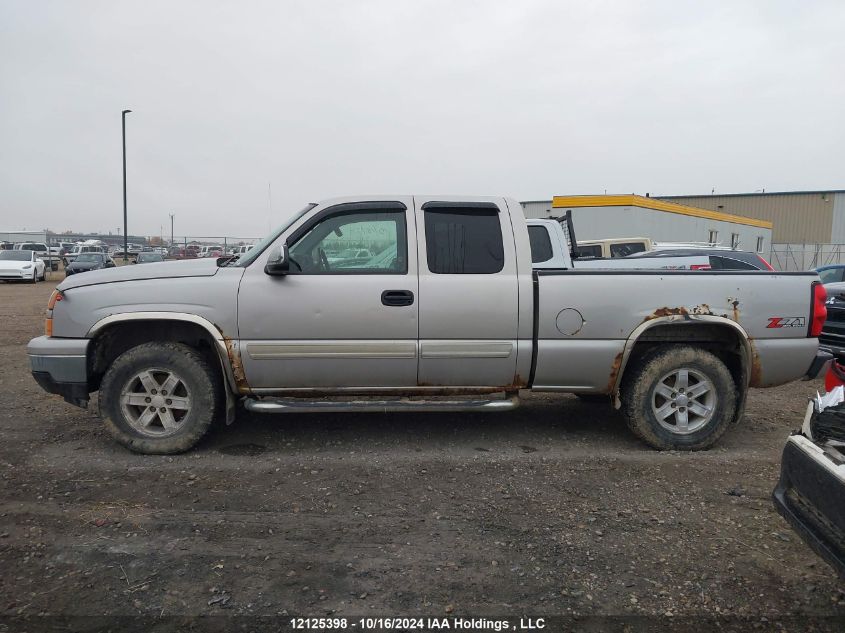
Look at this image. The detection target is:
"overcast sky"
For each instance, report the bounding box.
[1,0,843,238]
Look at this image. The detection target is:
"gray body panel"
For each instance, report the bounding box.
[27,336,89,382]
[533,270,818,391]
[51,266,243,339]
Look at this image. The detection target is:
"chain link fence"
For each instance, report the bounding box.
[768,244,845,272]
[156,236,262,258]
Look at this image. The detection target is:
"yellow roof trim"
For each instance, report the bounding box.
[551,195,773,229]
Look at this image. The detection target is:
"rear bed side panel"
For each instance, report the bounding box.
[533,270,818,391]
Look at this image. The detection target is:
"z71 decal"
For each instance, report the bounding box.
[767,317,806,329]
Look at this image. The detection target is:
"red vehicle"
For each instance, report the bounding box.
[167,246,199,260]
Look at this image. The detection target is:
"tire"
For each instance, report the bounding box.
[620,345,737,451]
[39,269,46,281]
[29,271,37,284]
[99,342,220,454]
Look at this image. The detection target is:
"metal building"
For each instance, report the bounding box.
[521,195,773,253]
[657,190,845,244]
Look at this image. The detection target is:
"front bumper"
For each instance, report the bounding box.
[0,270,30,280]
[773,435,845,578]
[27,336,90,407]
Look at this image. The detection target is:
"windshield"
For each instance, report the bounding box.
[235,203,317,267]
[139,253,163,262]
[0,251,31,261]
[76,254,104,262]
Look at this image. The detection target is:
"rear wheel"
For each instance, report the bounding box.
[99,342,220,454]
[621,345,736,450]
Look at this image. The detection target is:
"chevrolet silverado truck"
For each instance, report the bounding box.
[28,195,831,454]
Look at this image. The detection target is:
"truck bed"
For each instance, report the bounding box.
[530,269,819,392]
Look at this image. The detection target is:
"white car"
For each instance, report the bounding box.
[0,250,46,282]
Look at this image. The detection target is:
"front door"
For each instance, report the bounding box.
[237,199,419,391]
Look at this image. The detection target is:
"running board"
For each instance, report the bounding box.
[243,394,520,414]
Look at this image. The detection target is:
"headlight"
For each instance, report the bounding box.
[22,264,32,269]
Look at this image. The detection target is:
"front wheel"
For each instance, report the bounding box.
[99,342,220,454]
[621,345,737,451]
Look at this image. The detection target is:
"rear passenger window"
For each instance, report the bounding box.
[424,208,504,274]
[528,226,554,264]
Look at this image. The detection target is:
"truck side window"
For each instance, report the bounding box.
[528,226,554,264]
[575,245,602,259]
[424,208,504,274]
[288,210,407,274]
[610,242,646,258]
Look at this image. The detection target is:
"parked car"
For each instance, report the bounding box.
[14,241,59,271]
[773,383,845,578]
[327,248,373,267]
[196,245,224,258]
[819,282,845,356]
[167,246,198,259]
[27,195,829,455]
[228,244,254,256]
[135,252,164,264]
[63,244,107,267]
[816,265,845,286]
[624,248,775,270]
[64,253,115,276]
[0,250,46,282]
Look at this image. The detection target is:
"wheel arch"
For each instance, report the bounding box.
[86,313,246,406]
[612,315,752,423]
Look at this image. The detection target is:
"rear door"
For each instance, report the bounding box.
[414,197,520,387]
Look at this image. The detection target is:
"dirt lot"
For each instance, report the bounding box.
[1,278,843,629]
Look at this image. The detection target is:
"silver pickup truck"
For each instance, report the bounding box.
[28,195,831,454]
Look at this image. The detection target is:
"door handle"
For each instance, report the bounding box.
[381,290,414,307]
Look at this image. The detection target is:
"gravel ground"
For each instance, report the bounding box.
[1,278,843,630]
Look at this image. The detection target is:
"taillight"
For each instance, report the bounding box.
[756,255,775,271]
[690,264,712,270]
[47,290,63,309]
[810,282,827,337]
[45,290,63,336]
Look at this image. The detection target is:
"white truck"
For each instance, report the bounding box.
[28,195,829,454]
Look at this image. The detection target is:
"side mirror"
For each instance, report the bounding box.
[264,244,290,276]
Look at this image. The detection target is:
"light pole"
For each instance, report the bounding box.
[121,109,132,263]
[169,213,175,247]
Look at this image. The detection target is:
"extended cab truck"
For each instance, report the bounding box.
[28,195,831,454]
